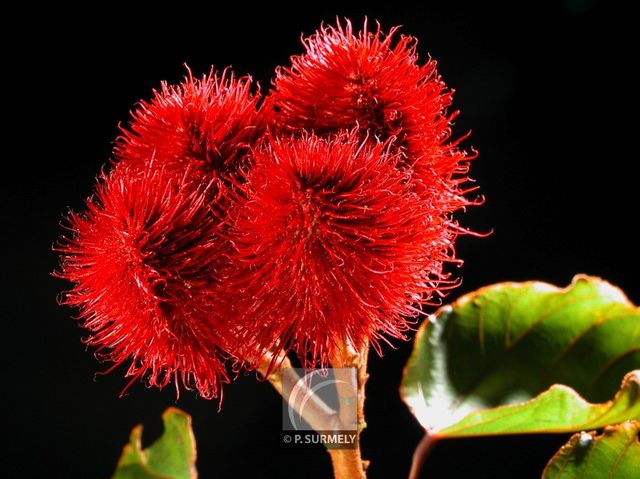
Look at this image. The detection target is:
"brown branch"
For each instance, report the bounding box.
[258,344,370,479]
[328,341,370,479]
[258,354,340,433]
[408,430,438,479]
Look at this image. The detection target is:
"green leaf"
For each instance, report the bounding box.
[542,421,640,478]
[434,370,639,437]
[401,275,640,437]
[112,407,197,479]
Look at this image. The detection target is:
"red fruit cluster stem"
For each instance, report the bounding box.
[328,341,369,479]
[259,342,370,479]
[328,448,366,479]
[258,355,340,433]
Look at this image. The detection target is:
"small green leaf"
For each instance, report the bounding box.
[401,276,640,437]
[112,408,197,479]
[542,421,640,478]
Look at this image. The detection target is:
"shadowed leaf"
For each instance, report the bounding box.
[542,421,640,478]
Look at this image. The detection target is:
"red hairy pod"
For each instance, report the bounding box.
[56,166,233,399]
[116,68,265,177]
[226,133,459,367]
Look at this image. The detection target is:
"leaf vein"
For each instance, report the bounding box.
[608,429,638,479]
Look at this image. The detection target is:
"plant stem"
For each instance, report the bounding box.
[258,354,340,433]
[258,343,369,479]
[408,430,438,479]
[329,341,369,479]
[328,447,367,479]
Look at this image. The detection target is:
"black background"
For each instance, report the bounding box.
[10,1,638,478]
